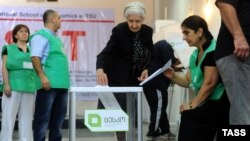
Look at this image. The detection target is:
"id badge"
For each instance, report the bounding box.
[23,62,33,69]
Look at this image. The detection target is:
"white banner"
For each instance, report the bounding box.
[0,6,114,100]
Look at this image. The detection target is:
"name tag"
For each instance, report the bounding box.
[23,62,33,69]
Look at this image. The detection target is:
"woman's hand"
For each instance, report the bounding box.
[164,68,175,79]
[180,103,192,113]
[96,69,108,85]
[138,69,148,82]
[4,84,11,97]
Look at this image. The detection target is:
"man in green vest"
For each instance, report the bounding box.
[30,9,70,141]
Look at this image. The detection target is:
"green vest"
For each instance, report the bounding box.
[30,29,70,89]
[189,40,224,100]
[0,84,2,93]
[2,44,36,93]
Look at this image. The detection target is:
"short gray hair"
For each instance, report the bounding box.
[124,1,146,18]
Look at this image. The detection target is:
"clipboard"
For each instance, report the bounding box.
[139,60,172,86]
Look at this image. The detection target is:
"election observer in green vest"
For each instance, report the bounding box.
[164,15,230,141]
[0,24,35,141]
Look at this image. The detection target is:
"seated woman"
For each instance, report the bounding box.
[164,15,230,141]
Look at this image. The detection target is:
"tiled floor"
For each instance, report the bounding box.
[13,122,178,141]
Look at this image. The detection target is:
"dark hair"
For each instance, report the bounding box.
[181,15,213,41]
[12,24,30,43]
[43,9,56,24]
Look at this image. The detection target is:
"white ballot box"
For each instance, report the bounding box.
[69,87,143,141]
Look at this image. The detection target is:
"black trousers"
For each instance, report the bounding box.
[178,93,230,141]
[143,84,171,137]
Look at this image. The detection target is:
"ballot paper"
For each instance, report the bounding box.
[95,85,121,109]
[139,60,172,86]
[99,92,121,109]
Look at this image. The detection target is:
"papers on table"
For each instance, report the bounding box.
[139,60,172,86]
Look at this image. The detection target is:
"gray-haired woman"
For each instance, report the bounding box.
[96,1,153,141]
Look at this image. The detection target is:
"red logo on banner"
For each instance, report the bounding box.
[62,31,86,61]
[5,31,13,44]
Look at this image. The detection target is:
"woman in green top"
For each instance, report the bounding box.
[0,24,36,141]
[164,15,230,141]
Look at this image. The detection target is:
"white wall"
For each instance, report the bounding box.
[165,0,221,38]
[0,0,155,26]
[166,0,190,23]
[189,0,221,38]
